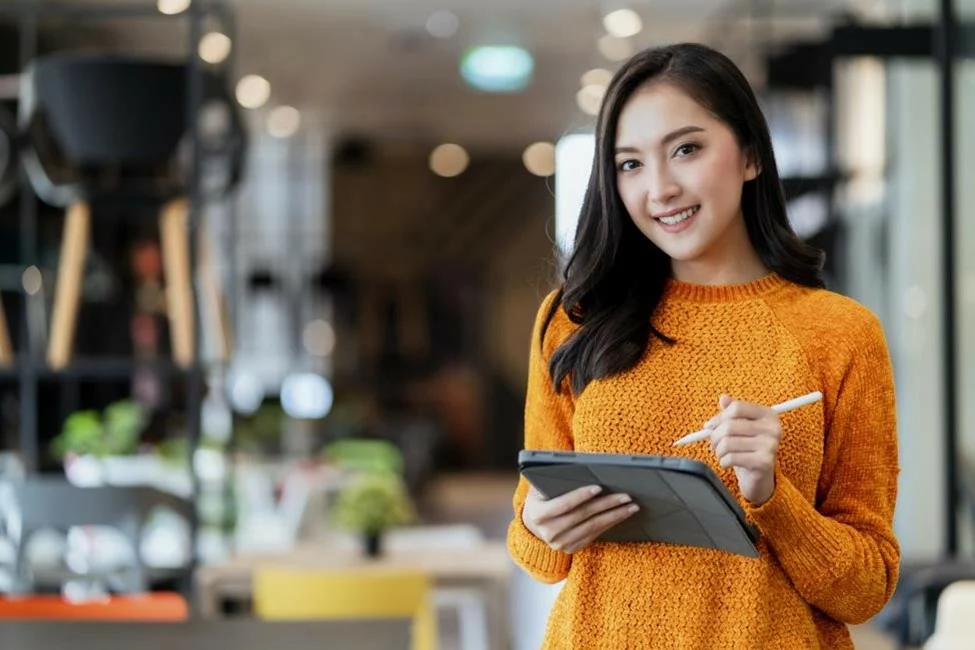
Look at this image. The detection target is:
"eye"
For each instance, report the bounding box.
[674,143,700,158]
[617,159,641,172]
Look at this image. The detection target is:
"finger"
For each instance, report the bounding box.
[553,502,640,553]
[544,492,633,535]
[535,484,603,520]
[717,450,776,470]
[706,395,767,429]
[712,434,764,457]
[708,420,760,448]
[719,399,772,422]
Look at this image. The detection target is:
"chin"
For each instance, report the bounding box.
[650,238,710,263]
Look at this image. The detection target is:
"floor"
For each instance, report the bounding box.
[423,472,908,650]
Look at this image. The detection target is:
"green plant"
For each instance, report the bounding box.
[332,471,415,536]
[50,400,147,460]
[323,438,404,475]
[153,436,224,466]
[234,402,284,452]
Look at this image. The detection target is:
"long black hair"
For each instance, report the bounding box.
[543,42,824,396]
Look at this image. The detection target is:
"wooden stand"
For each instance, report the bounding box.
[47,201,90,370]
[46,197,232,370]
[0,295,13,366]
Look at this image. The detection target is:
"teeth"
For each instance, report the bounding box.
[658,206,698,226]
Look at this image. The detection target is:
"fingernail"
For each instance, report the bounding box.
[628,504,639,513]
[590,486,602,495]
[618,494,632,504]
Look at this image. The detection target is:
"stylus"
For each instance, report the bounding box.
[672,391,824,447]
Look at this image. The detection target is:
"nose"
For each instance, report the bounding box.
[646,162,681,209]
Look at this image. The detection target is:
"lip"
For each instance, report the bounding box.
[651,205,699,219]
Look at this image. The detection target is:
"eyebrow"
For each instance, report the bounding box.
[615,125,706,154]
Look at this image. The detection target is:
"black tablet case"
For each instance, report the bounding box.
[519,450,760,558]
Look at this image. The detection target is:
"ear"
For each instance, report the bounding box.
[743,147,761,181]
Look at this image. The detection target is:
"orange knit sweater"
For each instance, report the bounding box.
[507,274,900,649]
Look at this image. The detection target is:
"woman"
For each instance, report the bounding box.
[507,42,900,649]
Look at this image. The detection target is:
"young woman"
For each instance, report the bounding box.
[507,42,900,649]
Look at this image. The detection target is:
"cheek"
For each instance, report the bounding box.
[616,179,644,218]
[685,155,743,210]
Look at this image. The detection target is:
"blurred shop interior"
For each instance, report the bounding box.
[0,0,974,649]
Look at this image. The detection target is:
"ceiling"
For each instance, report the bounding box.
[42,0,887,151]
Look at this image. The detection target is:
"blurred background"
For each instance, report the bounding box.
[0,1,973,649]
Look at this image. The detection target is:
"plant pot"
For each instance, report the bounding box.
[363,531,383,558]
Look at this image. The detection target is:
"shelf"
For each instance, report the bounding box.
[0,358,224,381]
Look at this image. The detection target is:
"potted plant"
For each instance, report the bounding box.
[51,400,145,459]
[332,470,415,557]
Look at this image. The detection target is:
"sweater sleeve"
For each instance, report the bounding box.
[506,290,576,584]
[744,312,900,624]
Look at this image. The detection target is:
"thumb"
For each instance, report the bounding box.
[718,394,733,409]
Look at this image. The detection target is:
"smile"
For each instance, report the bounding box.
[654,205,699,226]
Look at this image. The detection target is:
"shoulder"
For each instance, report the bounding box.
[533,288,579,359]
[764,284,890,363]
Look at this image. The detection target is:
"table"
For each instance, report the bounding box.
[195,540,513,650]
[0,620,411,650]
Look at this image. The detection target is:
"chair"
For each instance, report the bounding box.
[0,592,188,621]
[253,567,437,650]
[878,456,975,646]
[7,478,192,595]
[18,54,244,369]
[923,581,975,649]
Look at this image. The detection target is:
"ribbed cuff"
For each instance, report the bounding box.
[744,468,849,588]
[506,513,572,584]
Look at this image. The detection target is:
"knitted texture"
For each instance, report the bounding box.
[507,273,900,650]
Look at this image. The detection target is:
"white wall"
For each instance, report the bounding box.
[883,61,946,559]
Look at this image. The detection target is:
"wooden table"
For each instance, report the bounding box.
[195,540,513,650]
[0,620,411,650]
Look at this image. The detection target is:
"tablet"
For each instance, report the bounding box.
[519,450,761,558]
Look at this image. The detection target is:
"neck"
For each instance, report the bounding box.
[670,214,768,285]
[671,255,769,286]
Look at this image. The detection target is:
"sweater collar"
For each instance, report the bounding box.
[662,272,788,304]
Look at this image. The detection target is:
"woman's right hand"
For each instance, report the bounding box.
[522,485,639,553]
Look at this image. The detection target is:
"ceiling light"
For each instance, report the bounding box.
[236,74,271,109]
[603,9,643,39]
[426,10,459,38]
[430,143,469,178]
[267,106,301,138]
[598,34,634,62]
[523,142,556,177]
[576,84,607,116]
[581,68,614,88]
[199,32,232,64]
[157,0,190,15]
[460,45,534,93]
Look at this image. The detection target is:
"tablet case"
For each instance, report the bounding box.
[519,450,760,558]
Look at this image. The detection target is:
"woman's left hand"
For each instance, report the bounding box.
[706,394,781,506]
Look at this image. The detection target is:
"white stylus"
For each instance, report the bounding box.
[672,391,824,447]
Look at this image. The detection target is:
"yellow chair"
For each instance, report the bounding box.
[253,567,437,650]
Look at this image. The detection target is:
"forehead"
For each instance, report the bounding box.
[615,81,718,143]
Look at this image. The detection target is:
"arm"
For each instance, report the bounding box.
[744,314,900,624]
[506,291,575,584]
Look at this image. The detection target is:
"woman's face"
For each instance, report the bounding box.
[614,81,759,278]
